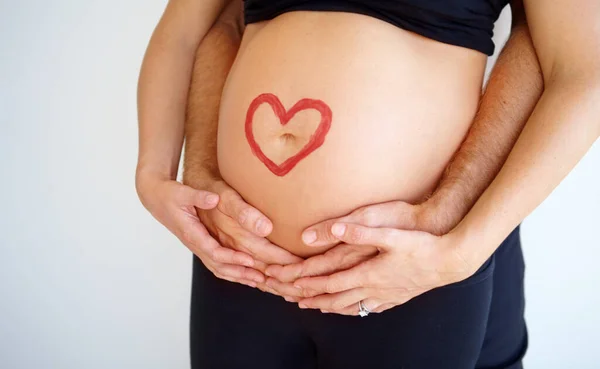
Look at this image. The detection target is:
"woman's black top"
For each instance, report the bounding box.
[243,0,511,55]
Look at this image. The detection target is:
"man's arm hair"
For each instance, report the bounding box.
[452,0,600,265]
[422,1,544,234]
[182,0,244,187]
[180,0,543,228]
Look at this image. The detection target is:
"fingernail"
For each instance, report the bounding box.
[265,269,272,277]
[321,310,330,314]
[284,296,293,302]
[331,223,346,237]
[206,194,219,205]
[266,279,274,288]
[302,230,317,245]
[299,303,308,309]
[257,219,272,235]
[293,284,302,290]
[248,282,257,288]
[243,259,254,267]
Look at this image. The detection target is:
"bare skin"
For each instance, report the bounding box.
[291,0,600,314]
[136,0,599,315]
[265,1,546,305]
[182,1,301,292]
[216,11,486,257]
[178,1,544,303]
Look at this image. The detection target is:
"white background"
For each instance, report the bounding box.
[1,1,599,368]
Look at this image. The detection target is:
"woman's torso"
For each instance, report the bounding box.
[217,11,487,257]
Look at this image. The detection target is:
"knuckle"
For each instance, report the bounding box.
[287,289,304,298]
[215,182,234,196]
[317,224,336,241]
[325,282,339,294]
[237,207,253,226]
[301,288,314,298]
[241,268,254,281]
[268,265,283,280]
[356,207,376,225]
[331,300,346,311]
[349,227,363,243]
[380,229,396,247]
[212,250,225,264]
[298,263,310,279]
[360,271,374,287]
[274,267,290,282]
[200,259,217,273]
[234,253,248,265]
[216,189,237,213]
[180,229,196,247]
[209,247,222,263]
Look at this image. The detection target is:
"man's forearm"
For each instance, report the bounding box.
[181,3,542,226]
[454,0,600,266]
[423,22,544,234]
[183,1,244,187]
[457,80,600,264]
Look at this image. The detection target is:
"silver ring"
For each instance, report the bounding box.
[358,300,371,317]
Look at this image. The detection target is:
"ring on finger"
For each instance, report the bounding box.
[358,300,371,317]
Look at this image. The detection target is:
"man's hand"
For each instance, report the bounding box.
[176,1,306,297]
[301,198,454,247]
[292,223,472,315]
[264,199,455,299]
[191,176,306,298]
[196,178,304,268]
[265,7,545,306]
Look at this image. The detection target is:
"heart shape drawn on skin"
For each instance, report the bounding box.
[245,93,333,176]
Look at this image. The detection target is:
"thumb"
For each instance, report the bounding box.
[382,201,420,230]
[301,200,420,247]
[301,217,346,247]
[178,184,219,210]
[343,201,420,229]
[217,187,273,237]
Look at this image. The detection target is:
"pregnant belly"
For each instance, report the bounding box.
[217,11,486,257]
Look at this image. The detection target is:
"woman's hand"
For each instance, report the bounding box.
[264,199,461,300]
[291,222,474,315]
[136,171,301,292]
[264,243,378,302]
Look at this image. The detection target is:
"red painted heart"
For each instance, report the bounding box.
[245,93,333,176]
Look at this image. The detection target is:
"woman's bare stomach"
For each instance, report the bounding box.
[217,11,486,257]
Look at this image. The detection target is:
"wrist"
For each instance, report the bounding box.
[136,159,176,182]
[182,166,222,190]
[135,167,168,212]
[443,225,484,278]
[446,213,494,274]
[416,190,468,236]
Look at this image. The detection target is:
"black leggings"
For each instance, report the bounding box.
[190,226,527,369]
